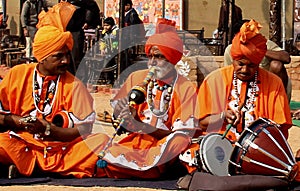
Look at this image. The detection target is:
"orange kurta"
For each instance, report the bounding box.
[0,63,98,178]
[94,69,200,178]
[197,65,292,139]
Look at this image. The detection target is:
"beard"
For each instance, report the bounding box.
[149,66,176,80]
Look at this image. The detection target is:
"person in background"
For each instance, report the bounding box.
[223,19,292,101]
[100,17,119,56]
[0,1,96,179]
[198,19,292,142]
[99,17,119,85]
[217,0,242,44]
[20,0,44,61]
[65,0,101,82]
[123,0,146,45]
[120,0,146,73]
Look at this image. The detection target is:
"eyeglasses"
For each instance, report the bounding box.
[147,54,167,61]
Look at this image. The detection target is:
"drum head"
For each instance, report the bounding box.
[200,133,233,176]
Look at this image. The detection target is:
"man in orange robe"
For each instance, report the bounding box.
[198,19,292,139]
[197,19,298,180]
[0,1,98,178]
[92,18,201,179]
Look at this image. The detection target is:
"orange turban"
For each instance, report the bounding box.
[231,19,267,65]
[33,1,75,62]
[33,26,73,62]
[145,18,183,65]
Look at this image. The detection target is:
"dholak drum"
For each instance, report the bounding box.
[229,117,298,180]
[198,133,233,176]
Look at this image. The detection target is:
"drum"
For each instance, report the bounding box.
[198,133,233,176]
[229,117,298,180]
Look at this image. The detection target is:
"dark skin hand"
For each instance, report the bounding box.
[199,106,242,133]
[0,114,92,142]
[114,97,172,140]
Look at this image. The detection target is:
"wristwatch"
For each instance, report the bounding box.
[44,122,51,136]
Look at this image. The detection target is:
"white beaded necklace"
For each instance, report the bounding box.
[146,74,178,117]
[233,71,258,112]
[32,67,60,115]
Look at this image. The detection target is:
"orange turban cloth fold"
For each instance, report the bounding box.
[145,18,183,65]
[231,19,267,65]
[33,26,73,62]
[36,1,76,31]
[33,1,75,62]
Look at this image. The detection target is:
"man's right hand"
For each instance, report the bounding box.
[224,109,241,127]
[113,97,128,118]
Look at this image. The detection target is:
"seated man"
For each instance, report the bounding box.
[197,20,299,181]
[92,18,201,179]
[223,19,291,101]
[0,1,96,178]
[198,19,292,141]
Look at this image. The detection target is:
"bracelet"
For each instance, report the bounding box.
[44,122,51,136]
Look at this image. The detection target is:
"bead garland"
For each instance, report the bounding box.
[233,71,258,112]
[153,79,169,91]
[147,75,178,117]
[32,68,60,115]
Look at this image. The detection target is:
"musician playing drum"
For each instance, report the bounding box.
[197,19,300,180]
[94,18,201,179]
[198,19,292,141]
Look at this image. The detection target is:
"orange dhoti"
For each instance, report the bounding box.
[0,131,190,179]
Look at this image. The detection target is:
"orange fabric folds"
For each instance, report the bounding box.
[33,1,75,62]
[36,1,76,31]
[231,19,267,65]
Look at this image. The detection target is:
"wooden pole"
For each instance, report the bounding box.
[117,0,125,79]
[2,0,6,26]
[162,0,165,18]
